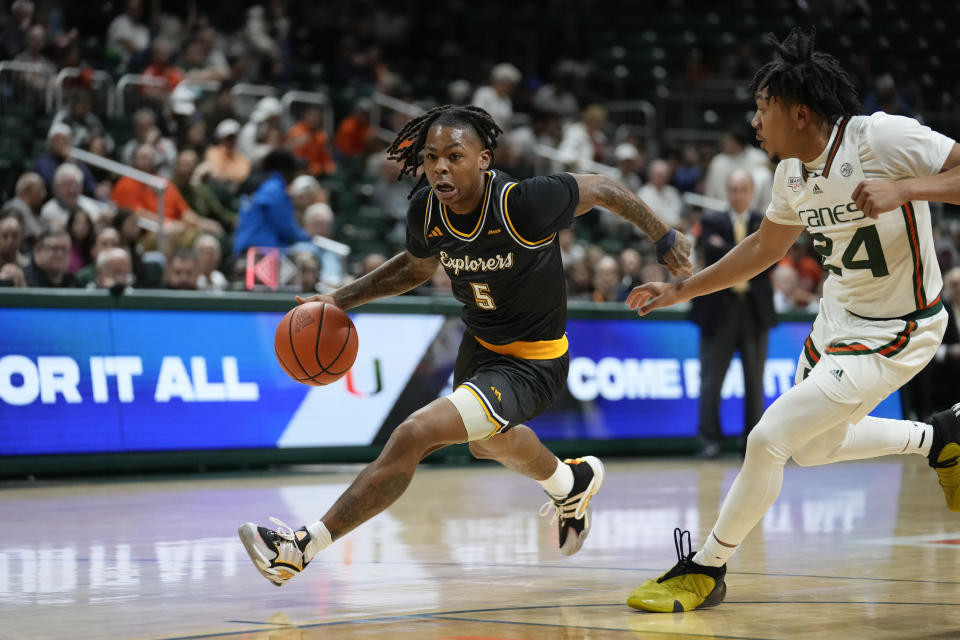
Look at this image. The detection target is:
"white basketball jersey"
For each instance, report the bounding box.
[767,113,954,318]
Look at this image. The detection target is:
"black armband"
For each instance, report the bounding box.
[655,228,676,265]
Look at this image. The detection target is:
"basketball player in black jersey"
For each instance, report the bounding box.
[238,105,693,587]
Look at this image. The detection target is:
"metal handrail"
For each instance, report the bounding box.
[681,191,726,212]
[230,83,278,119]
[115,74,169,115]
[0,60,56,112]
[370,91,424,142]
[53,67,116,116]
[532,143,619,178]
[68,147,168,252]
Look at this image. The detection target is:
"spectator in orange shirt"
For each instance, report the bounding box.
[334,98,375,159]
[204,119,251,191]
[778,238,823,297]
[142,39,184,91]
[286,106,335,177]
[111,144,222,250]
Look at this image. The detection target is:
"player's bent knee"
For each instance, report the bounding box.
[467,440,488,459]
[744,421,790,463]
[467,439,500,459]
[791,449,821,467]
[387,417,443,454]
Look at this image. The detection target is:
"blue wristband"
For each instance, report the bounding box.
[655,228,676,265]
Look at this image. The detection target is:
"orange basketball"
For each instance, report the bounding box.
[274,302,359,386]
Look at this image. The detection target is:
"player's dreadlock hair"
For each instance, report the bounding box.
[385,104,503,198]
[749,27,862,123]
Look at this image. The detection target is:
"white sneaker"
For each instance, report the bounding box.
[238,517,309,587]
[539,456,605,555]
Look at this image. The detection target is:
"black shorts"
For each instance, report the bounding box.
[453,333,569,434]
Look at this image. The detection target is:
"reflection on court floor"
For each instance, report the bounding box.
[0,457,958,639]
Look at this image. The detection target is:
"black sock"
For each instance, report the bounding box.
[929,415,946,465]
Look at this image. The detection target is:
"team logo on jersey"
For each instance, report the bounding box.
[840,162,853,178]
[439,250,515,276]
[787,175,803,192]
[487,228,502,235]
[812,184,823,195]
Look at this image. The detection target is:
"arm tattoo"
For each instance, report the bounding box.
[334,252,438,309]
[596,178,669,241]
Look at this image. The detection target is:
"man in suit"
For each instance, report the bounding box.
[690,169,777,458]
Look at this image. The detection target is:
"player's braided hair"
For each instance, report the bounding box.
[385,104,503,197]
[749,27,861,123]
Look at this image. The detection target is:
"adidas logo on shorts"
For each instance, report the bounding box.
[831,368,844,382]
[812,184,823,195]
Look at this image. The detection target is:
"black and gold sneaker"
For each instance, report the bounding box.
[627,529,727,613]
[539,456,605,555]
[238,517,311,587]
[928,403,960,512]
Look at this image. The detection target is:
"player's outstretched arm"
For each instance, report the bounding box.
[296,251,440,310]
[853,143,960,217]
[570,173,693,277]
[626,217,803,316]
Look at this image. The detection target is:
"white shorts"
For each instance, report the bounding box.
[796,296,947,408]
[447,385,507,442]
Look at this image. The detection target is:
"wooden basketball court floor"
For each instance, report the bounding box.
[1,456,958,640]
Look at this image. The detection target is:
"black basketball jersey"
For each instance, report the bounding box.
[406,170,578,348]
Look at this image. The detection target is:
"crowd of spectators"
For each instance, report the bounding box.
[0,0,958,315]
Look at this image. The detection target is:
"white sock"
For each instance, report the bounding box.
[301,520,332,562]
[909,421,934,458]
[538,457,574,498]
[694,532,736,567]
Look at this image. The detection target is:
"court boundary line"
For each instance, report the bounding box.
[152,599,960,640]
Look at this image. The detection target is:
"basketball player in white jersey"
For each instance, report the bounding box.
[624,28,960,612]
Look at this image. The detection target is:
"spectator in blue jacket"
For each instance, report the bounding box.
[233,150,310,254]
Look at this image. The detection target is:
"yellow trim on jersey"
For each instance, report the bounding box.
[440,171,493,240]
[474,334,569,360]
[458,383,502,431]
[502,182,556,247]
[423,191,432,243]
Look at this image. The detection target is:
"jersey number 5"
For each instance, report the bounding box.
[811,225,889,277]
[471,282,496,310]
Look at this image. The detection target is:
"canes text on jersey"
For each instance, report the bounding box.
[800,201,866,228]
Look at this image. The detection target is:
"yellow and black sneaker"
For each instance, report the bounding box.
[928,403,960,512]
[539,456,605,556]
[238,517,310,587]
[627,528,726,613]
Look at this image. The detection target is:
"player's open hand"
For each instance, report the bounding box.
[661,231,694,278]
[295,293,339,307]
[626,282,684,316]
[852,179,906,218]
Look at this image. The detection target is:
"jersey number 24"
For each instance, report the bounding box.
[811,225,889,277]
